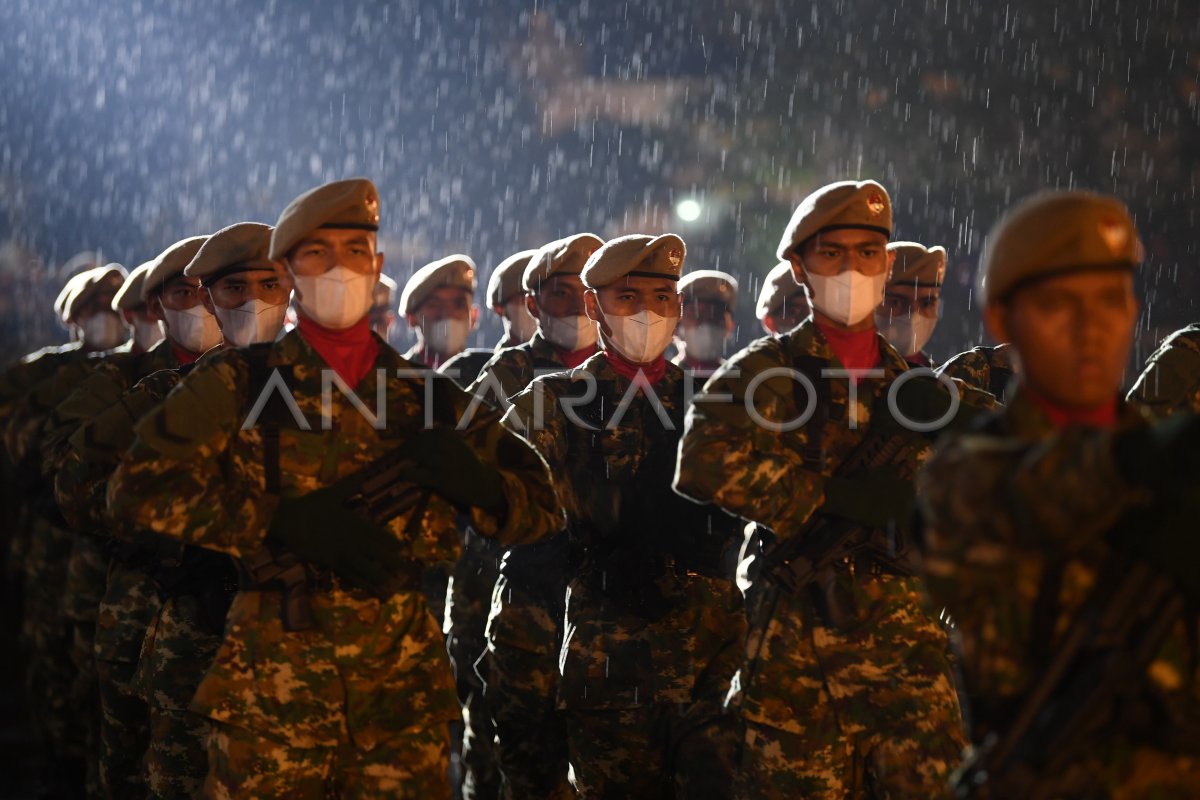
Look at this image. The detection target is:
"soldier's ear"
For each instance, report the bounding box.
[761,315,778,334]
[787,255,809,291]
[885,247,897,281]
[470,304,480,330]
[146,293,165,322]
[525,293,540,321]
[583,289,601,323]
[200,288,217,316]
[724,311,736,335]
[374,251,385,278]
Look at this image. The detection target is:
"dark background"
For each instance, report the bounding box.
[1,0,1197,372]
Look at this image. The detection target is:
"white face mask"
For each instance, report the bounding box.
[601,309,677,363]
[875,311,938,358]
[132,318,165,351]
[804,268,888,327]
[216,298,288,347]
[504,298,538,343]
[423,317,471,357]
[678,322,727,363]
[291,265,375,330]
[79,311,129,350]
[162,304,222,354]
[540,313,599,352]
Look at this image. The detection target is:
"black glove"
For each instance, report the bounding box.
[876,374,987,437]
[267,477,411,597]
[1109,485,1200,602]
[1113,412,1200,493]
[822,468,916,531]
[393,426,508,516]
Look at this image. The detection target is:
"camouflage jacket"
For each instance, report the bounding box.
[673,319,975,731]
[1127,323,1200,417]
[938,342,1017,403]
[438,346,497,388]
[3,343,105,469]
[505,353,746,710]
[467,331,576,405]
[918,388,1197,723]
[106,329,563,747]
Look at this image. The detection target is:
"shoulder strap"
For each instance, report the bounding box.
[792,355,831,471]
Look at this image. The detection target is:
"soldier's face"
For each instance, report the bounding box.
[792,230,893,279]
[155,275,204,313]
[528,274,587,320]
[986,269,1138,409]
[879,284,940,319]
[406,286,478,329]
[285,229,381,279]
[762,290,812,334]
[585,276,682,326]
[202,268,292,312]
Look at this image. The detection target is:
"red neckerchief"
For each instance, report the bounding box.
[297,314,379,388]
[605,348,667,386]
[558,342,598,369]
[170,341,200,366]
[1024,385,1119,429]
[816,320,881,381]
[906,352,933,369]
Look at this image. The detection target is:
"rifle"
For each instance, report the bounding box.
[949,558,1185,798]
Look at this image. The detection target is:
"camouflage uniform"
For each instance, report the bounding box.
[54,342,184,797]
[505,353,746,798]
[674,319,969,798]
[439,347,497,389]
[937,342,1017,403]
[919,388,1200,796]
[107,329,561,798]
[1128,323,1200,417]
[469,332,587,799]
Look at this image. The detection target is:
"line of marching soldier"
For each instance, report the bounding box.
[0,176,1197,799]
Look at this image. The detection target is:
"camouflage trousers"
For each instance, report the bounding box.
[22,515,88,761]
[64,534,108,795]
[204,720,452,799]
[729,578,967,799]
[565,701,739,799]
[95,559,160,797]
[447,629,501,800]
[134,593,225,798]
[483,576,570,799]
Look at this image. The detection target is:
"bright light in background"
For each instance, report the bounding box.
[676,198,702,222]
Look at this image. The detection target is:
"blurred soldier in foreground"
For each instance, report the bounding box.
[504,233,746,797]
[676,180,976,797]
[107,178,562,798]
[1128,322,1200,416]
[400,254,480,369]
[440,248,539,388]
[671,268,737,377]
[919,190,1200,797]
[875,241,946,368]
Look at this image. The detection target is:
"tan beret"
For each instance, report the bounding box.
[979,190,1143,305]
[62,264,128,322]
[112,261,155,311]
[142,236,209,300]
[270,178,380,261]
[581,233,685,289]
[679,269,738,308]
[185,222,274,284]
[399,254,477,315]
[756,261,806,320]
[487,249,538,306]
[523,233,604,291]
[777,180,892,260]
[887,242,947,287]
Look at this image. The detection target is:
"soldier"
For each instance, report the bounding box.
[505,233,747,797]
[369,274,398,341]
[874,241,947,368]
[52,237,216,798]
[671,269,737,377]
[440,248,540,388]
[919,190,1200,796]
[756,260,811,336]
[674,180,973,797]
[4,263,128,794]
[118,262,167,354]
[106,178,562,798]
[1128,323,1200,416]
[465,232,601,799]
[937,342,1019,403]
[399,254,480,369]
